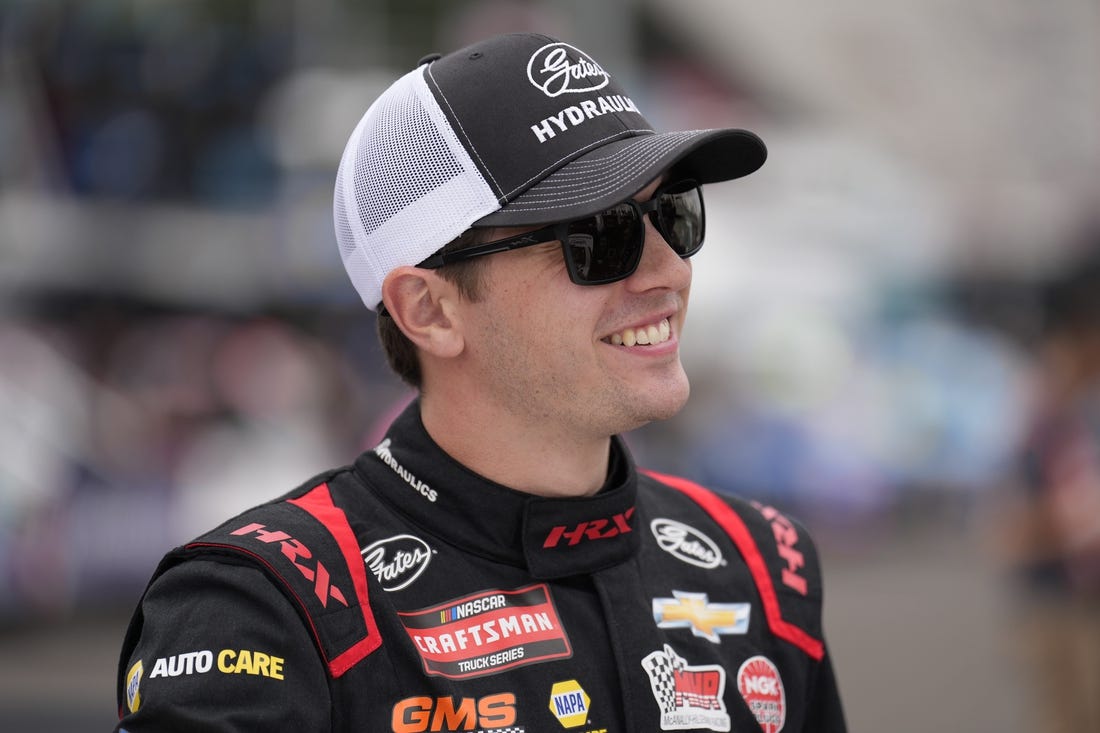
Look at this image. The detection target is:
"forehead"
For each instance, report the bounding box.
[634,175,666,200]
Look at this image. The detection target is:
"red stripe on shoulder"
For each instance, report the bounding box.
[644,470,825,661]
[288,482,382,676]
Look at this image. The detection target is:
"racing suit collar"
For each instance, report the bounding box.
[355,400,640,579]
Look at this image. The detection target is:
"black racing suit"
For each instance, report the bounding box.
[116,402,847,732]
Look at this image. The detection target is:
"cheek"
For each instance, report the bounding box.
[482,256,608,353]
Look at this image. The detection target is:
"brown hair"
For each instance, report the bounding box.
[376,229,491,388]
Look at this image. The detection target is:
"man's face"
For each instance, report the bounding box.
[457,177,694,440]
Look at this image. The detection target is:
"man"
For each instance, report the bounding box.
[116,33,846,732]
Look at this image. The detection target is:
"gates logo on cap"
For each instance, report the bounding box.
[527,42,610,97]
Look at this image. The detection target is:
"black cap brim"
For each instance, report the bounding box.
[474,128,766,227]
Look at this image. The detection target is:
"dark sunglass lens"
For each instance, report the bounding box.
[655,187,704,256]
[565,204,641,282]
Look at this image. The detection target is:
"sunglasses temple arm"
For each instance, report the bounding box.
[417,224,563,269]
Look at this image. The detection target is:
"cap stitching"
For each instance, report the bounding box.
[521,132,699,189]
[548,131,705,174]
[500,129,656,201]
[503,133,705,209]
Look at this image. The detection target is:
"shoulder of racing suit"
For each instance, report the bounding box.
[639,469,827,661]
[117,466,382,701]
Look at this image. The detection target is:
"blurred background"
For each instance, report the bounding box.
[2,0,1099,730]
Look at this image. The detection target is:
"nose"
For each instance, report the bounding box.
[624,219,692,293]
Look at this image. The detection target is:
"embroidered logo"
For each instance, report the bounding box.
[737,656,786,733]
[374,438,437,502]
[543,507,635,548]
[549,680,591,728]
[391,693,520,732]
[147,649,285,681]
[125,659,143,713]
[527,42,610,97]
[231,522,348,608]
[653,591,750,643]
[641,644,730,731]
[398,584,572,679]
[361,534,432,591]
[752,502,808,595]
[650,518,725,569]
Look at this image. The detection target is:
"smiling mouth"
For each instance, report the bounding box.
[604,318,672,347]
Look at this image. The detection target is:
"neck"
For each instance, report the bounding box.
[418,391,612,498]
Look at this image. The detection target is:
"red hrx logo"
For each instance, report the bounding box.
[543,507,636,548]
[231,523,349,607]
[753,504,808,596]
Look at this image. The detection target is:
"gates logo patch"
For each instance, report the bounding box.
[737,656,786,733]
[362,534,433,591]
[399,584,571,679]
[641,644,730,732]
[650,519,725,569]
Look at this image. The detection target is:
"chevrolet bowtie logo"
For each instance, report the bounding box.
[652,591,750,643]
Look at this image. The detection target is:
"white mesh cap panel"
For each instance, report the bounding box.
[334,67,499,310]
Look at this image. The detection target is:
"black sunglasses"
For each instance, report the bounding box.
[418,180,705,286]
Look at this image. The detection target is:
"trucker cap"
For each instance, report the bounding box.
[334,32,766,310]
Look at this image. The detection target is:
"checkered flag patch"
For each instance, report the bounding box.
[641,643,732,732]
[641,644,684,713]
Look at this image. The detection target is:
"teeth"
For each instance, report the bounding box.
[607,318,672,348]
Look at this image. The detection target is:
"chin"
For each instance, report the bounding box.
[650,393,690,422]
[624,377,691,428]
